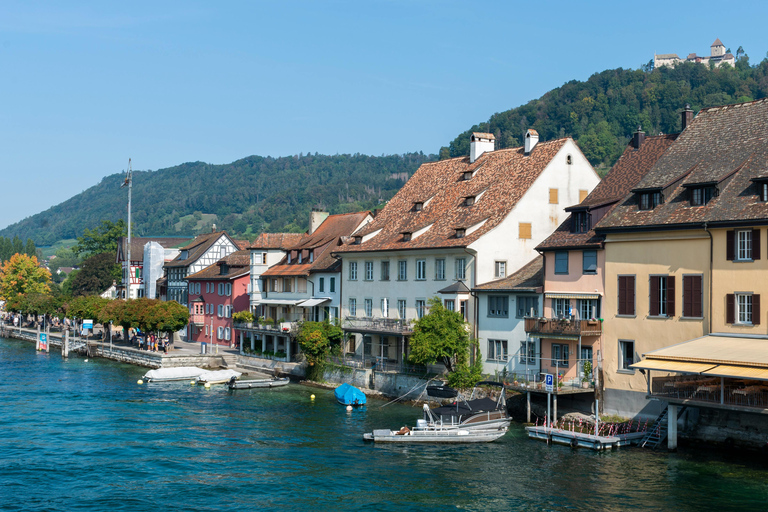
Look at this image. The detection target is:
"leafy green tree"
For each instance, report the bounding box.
[68,252,120,296]
[72,220,127,257]
[297,319,343,380]
[0,254,52,312]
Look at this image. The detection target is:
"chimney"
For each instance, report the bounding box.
[309,209,329,234]
[211,223,217,232]
[469,132,495,163]
[682,104,693,131]
[524,129,539,155]
[633,125,646,149]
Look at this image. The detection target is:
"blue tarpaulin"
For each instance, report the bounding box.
[334,383,367,406]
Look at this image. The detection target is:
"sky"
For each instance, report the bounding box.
[2,0,768,232]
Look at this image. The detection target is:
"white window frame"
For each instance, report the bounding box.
[494,261,506,279]
[217,304,224,317]
[416,259,426,281]
[455,258,466,281]
[619,340,635,372]
[364,298,373,317]
[349,262,358,281]
[397,299,406,319]
[488,339,508,361]
[435,259,446,280]
[349,298,357,317]
[381,261,390,281]
[737,230,753,261]
[381,298,389,318]
[398,260,407,281]
[736,293,753,324]
[554,298,570,318]
[415,299,426,319]
[365,261,374,281]
[217,326,224,340]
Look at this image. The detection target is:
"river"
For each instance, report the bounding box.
[1,336,767,511]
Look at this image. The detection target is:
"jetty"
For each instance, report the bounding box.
[526,425,645,450]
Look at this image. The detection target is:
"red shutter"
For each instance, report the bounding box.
[753,229,761,260]
[726,294,735,324]
[693,276,703,318]
[726,230,735,261]
[649,276,660,316]
[753,294,761,325]
[683,276,693,317]
[667,275,676,317]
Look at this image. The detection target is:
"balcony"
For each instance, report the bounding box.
[234,320,299,335]
[342,317,413,335]
[190,314,206,326]
[651,375,768,411]
[524,317,602,337]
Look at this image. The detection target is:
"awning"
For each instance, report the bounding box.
[545,292,601,299]
[298,298,331,308]
[255,299,303,306]
[702,365,768,380]
[630,359,716,373]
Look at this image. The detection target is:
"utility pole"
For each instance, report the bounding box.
[121,159,132,300]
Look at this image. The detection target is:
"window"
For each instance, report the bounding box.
[217,326,224,340]
[488,296,509,317]
[460,300,468,320]
[682,275,703,318]
[690,186,716,206]
[297,278,307,293]
[349,262,358,281]
[414,201,424,211]
[520,340,536,365]
[572,211,590,233]
[381,298,389,318]
[444,299,455,311]
[495,261,506,279]
[549,188,558,204]
[554,298,570,318]
[639,191,661,210]
[555,251,569,274]
[217,304,224,317]
[365,261,374,281]
[397,299,406,319]
[309,250,314,263]
[619,340,635,371]
[416,299,427,319]
[226,283,231,296]
[738,230,754,261]
[618,275,636,316]
[206,282,211,293]
[579,299,599,320]
[519,222,532,239]
[462,171,473,181]
[649,275,674,317]
[416,259,426,280]
[738,294,753,324]
[283,278,292,293]
[435,259,445,280]
[319,277,325,293]
[349,298,356,316]
[727,229,761,261]
[364,299,373,317]
[464,196,475,206]
[225,327,231,341]
[582,250,597,274]
[517,296,539,318]
[218,283,224,295]
[455,258,466,281]
[727,293,761,325]
[761,183,768,202]
[381,261,390,281]
[551,344,569,366]
[488,339,508,361]
[330,277,335,293]
[455,228,466,239]
[402,232,412,242]
[398,260,407,281]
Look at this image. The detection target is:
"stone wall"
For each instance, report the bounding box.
[682,407,768,450]
[322,364,430,400]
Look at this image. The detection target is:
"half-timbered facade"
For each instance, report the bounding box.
[116,236,190,299]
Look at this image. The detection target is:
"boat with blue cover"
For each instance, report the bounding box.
[334,383,367,406]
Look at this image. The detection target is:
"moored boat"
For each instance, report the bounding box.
[196,369,242,385]
[334,383,367,406]
[143,366,209,382]
[228,376,290,389]
[427,381,511,430]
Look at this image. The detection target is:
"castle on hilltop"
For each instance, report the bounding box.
[654,38,735,69]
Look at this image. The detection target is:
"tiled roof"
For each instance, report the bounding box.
[117,236,191,263]
[186,250,250,280]
[262,211,371,277]
[711,38,724,47]
[473,256,543,292]
[249,233,305,250]
[336,140,569,253]
[472,132,495,140]
[164,231,233,268]
[656,53,679,59]
[598,99,768,231]
[538,134,677,250]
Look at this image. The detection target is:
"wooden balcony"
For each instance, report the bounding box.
[524,317,602,337]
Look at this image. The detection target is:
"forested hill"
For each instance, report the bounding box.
[443,56,768,168]
[1,153,433,245]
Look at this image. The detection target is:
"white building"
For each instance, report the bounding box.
[654,38,735,69]
[116,236,189,299]
[335,131,600,371]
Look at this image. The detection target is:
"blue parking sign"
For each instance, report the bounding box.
[545,373,554,392]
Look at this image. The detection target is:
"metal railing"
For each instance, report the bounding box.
[327,354,429,375]
[342,317,412,334]
[651,375,768,408]
[488,355,597,393]
[524,317,602,336]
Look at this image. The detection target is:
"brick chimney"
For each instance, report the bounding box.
[633,126,646,149]
[682,104,693,131]
[470,132,495,163]
[524,129,539,155]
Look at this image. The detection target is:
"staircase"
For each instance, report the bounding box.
[220,353,239,369]
[639,405,686,449]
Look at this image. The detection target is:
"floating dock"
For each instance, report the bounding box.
[526,426,645,450]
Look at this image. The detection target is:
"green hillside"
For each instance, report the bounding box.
[1,153,433,245]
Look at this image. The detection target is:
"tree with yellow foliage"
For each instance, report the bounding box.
[0,253,52,312]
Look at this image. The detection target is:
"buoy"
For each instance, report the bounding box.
[137,379,143,385]
[204,382,211,388]
[310,394,315,400]
[190,380,196,385]
[346,405,353,412]
[84,359,89,362]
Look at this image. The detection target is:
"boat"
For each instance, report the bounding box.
[427,381,511,430]
[426,382,458,399]
[334,383,367,406]
[363,405,507,443]
[142,366,209,382]
[228,376,290,389]
[196,369,242,385]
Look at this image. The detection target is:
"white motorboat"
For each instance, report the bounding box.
[426,381,511,430]
[228,376,290,389]
[196,369,242,385]
[142,366,209,382]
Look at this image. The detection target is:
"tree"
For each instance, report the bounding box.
[68,252,120,296]
[0,254,51,312]
[297,319,343,380]
[408,297,470,372]
[72,220,127,257]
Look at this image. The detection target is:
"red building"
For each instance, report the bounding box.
[186,250,250,347]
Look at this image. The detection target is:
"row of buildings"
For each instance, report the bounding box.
[118,98,768,423]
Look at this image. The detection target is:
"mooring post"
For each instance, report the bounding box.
[667,404,678,451]
[63,329,69,358]
[36,325,41,351]
[553,394,558,425]
[526,391,531,423]
[46,325,50,353]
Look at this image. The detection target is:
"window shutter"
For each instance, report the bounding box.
[683,276,692,317]
[753,294,761,325]
[693,276,702,318]
[753,229,761,260]
[618,276,627,315]
[726,230,735,261]
[726,294,735,324]
[666,276,675,317]
[629,276,635,315]
[649,276,660,316]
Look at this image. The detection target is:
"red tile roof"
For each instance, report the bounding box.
[186,250,251,280]
[164,231,236,268]
[336,140,570,254]
[473,256,543,292]
[249,233,305,250]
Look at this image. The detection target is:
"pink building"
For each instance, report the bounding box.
[186,250,250,347]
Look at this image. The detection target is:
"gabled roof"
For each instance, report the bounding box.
[336,139,570,253]
[249,233,305,250]
[538,134,677,250]
[473,256,543,292]
[164,231,235,268]
[262,212,371,277]
[598,99,768,231]
[186,250,251,281]
[711,38,724,47]
[116,236,191,263]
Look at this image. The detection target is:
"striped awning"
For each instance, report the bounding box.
[297,298,331,308]
[545,292,601,300]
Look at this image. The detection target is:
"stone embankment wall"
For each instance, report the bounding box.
[681,408,768,450]
[322,364,431,401]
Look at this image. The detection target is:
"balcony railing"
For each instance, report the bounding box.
[190,314,206,325]
[651,375,768,409]
[234,321,299,335]
[524,317,602,336]
[342,317,413,335]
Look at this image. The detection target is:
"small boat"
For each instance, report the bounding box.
[143,366,209,382]
[427,381,511,430]
[228,376,290,389]
[426,382,458,399]
[364,406,507,443]
[196,369,242,385]
[334,383,367,406]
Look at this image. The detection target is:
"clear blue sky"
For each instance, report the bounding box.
[2,0,768,232]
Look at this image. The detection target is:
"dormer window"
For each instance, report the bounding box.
[287,253,292,263]
[353,236,363,245]
[690,186,716,206]
[298,252,303,263]
[414,201,424,212]
[639,191,662,210]
[571,211,591,233]
[455,228,466,239]
[179,250,189,260]
[462,171,473,181]
[464,196,475,206]
[309,250,314,263]
[220,264,229,275]
[762,183,768,202]
[402,232,412,242]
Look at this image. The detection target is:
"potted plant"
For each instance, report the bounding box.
[582,360,593,388]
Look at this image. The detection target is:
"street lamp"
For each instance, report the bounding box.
[120,159,132,301]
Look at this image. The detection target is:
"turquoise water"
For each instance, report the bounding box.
[2,337,768,511]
